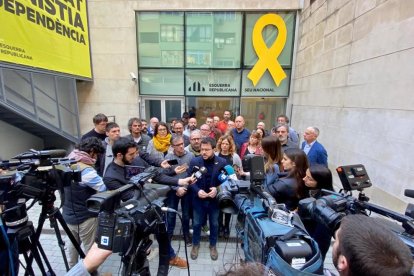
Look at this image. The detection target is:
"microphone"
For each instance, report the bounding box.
[404,189,414,199]
[161,207,178,213]
[192,166,207,180]
[223,165,238,180]
[13,149,67,159]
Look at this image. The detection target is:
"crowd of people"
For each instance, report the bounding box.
[60,110,412,275]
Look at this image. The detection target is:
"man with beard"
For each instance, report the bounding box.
[273,124,298,152]
[184,117,197,137]
[217,110,231,133]
[326,215,411,276]
[189,137,227,261]
[103,137,192,268]
[185,130,202,156]
[124,117,151,152]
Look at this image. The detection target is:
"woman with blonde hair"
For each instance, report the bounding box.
[215,134,242,238]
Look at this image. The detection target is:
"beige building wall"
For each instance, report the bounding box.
[291,0,414,211]
[77,0,302,135]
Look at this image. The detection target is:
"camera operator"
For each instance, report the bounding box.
[328,214,412,276]
[103,137,192,268]
[63,137,107,268]
[188,137,227,261]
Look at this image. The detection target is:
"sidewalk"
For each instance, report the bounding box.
[17,193,337,275]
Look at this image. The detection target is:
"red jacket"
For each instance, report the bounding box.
[239,142,263,159]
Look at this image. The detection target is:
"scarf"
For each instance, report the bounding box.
[68,149,96,165]
[153,133,172,153]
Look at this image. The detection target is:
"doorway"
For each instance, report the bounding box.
[140,97,184,123]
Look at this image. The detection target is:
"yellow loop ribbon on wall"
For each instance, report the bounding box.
[248,14,287,87]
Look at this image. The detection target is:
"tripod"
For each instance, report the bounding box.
[26,190,85,273]
[8,220,53,276]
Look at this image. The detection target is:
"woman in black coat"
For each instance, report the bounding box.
[265,148,309,211]
[302,164,335,261]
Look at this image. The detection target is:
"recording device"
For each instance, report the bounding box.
[166,159,178,166]
[124,165,146,180]
[298,164,414,259]
[87,168,171,275]
[336,164,372,191]
[217,156,323,275]
[191,166,207,180]
[0,150,84,274]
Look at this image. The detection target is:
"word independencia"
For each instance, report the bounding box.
[1,0,86,45]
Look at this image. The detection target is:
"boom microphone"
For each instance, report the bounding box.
[13,149,67,159]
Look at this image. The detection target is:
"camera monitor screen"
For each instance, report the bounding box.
[124,165,146,180]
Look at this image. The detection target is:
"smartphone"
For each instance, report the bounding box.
[167,159,179,166]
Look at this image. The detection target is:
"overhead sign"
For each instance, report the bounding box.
[0,0,92,79]
[186,70,240,96]
[248,13,287,87]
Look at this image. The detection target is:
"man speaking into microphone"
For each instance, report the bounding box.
[188,137,227,261]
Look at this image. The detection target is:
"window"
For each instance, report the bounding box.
[140,32,159,43]
[160,25,184,42]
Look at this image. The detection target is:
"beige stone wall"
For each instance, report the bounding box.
[291,0,414,211]
[78,0,302,135]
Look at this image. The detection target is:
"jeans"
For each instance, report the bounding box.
[165,191,190,237]
[192,198,219,246]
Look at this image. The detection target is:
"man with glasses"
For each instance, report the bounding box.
[124,117,150,152]
[185,130,202,157]
[165,135,194,246]
[81,113,108,141]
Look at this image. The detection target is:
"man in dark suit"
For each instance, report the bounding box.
[188,137,226,261]
[301,126,328,167]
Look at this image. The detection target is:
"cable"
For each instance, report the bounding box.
[0,219,15,276]
[161,207,190,276]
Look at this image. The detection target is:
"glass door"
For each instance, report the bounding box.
[141,97,184,123]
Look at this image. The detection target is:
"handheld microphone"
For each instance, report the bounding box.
[192,166,207,180]
[13,149,67,159]
[223,164,238,180]
[404,189,414,199]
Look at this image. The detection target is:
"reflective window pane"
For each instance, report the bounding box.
[240,97,286,131]
[137,12,184,67]
[186,12,242,68]
[3,69,34,115]
[186,96,240,124]
[186,70,241,96]
[165,100,182,123]
[241,69,291,97]
[33,73,59,128]
[139,69,184,95]
[244,13,296,67]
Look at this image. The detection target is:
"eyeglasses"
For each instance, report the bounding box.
[158,128,167,132]
[173,143,184,147]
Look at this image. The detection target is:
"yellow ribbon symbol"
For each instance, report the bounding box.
[248,14,287,87]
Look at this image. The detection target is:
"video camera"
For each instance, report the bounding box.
[217,156,324,275]
[0,149,80,229]
[87,167,171,276]
[298,164,414,259]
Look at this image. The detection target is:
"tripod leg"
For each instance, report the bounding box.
[53,209,86,258]
[22,251,36,276]
[49,215,70,271]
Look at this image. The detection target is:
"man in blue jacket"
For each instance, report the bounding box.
[188,137,226,261]
[301,126,328,167]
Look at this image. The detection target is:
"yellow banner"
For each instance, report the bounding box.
[248,13,287,87]
[0,0,91,79]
